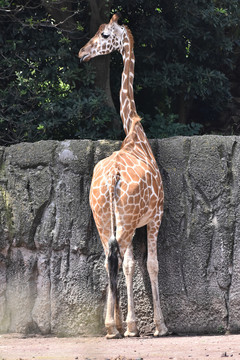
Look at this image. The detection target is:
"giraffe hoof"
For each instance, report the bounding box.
[124,330,139,337]
[106,331,122,339]
[154,326,169,337]
[124,321,139,337]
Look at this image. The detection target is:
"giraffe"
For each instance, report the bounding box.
[78,13,168,339]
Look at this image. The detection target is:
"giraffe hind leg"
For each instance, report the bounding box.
[123,244,139,337]
[114,289,124,335]
[105,236,122,339]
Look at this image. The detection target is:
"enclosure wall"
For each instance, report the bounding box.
[0,136,240,335]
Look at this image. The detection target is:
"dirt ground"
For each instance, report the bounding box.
[0,333,240,360]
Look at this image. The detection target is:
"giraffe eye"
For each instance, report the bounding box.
[101,32,110,39]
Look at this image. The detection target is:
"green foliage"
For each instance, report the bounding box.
[0,1,116,144]
[145,110,203,139]
[0,0,239,145]
[142,64,231,111]
[116,0,239,127]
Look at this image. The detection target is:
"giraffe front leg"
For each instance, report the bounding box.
[123,245,139,337]
[147,256,168,336]
[147,223,168,337]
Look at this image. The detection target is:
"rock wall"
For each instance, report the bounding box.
[0,136,240,336]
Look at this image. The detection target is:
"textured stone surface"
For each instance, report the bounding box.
[0,136,240,335]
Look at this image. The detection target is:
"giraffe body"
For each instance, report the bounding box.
[90,133,163,256]
[79,14,168,338]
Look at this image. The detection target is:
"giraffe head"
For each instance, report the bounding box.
[78,13,124,62]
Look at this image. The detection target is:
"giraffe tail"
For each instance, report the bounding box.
[108,173,120,299]
[108,236,120,298]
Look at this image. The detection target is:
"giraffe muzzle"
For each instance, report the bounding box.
[79,54,90,63]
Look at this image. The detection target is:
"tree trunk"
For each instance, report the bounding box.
[88,0,120,131]
[178,94,187,124]
[43,0,119,132]
[178,93,193,124]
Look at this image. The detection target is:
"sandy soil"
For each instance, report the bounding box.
[0,333,240,360]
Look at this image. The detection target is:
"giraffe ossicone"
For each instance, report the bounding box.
[79,13,168,339]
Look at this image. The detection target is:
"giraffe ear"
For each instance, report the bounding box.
[110,13,121,24]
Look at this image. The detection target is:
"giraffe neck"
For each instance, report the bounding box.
[119,28,138,135]
[119,28,156,162]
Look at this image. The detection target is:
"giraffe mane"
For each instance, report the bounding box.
[124,25,134,49]
[120,116,142,150]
